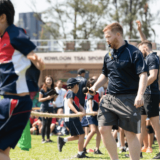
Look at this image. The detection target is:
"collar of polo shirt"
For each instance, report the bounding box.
[113,40,128,53]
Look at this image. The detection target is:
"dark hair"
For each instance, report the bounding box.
[42,76,54,92]
[0,0,15,25]
[77,69,85,75]
[138,40,152,50]
[67,83,78,89]
[103,22,123,36]
[86,78,96,88]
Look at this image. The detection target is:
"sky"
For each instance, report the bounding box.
[11,0,160,43]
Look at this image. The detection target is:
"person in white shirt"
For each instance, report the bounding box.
[55,80,67,114]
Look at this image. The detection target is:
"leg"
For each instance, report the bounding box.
[124,130,140,160]
[78,134,85,152]
[95,126,101,150]
[83,127,89,138]
[46,118,52,140]
[137,115,147,148]
[0,147,10,160]
[148,133,154,148]
[112,130,118,140]
[119,128,125,147]
[99,126,119,160]
[38,121,42,134]
[150,116,160,151]
[41,117,47,141]
[50,123,56,133]
[66,135,79,141]
[83,124,96,148]
[143,134,148,149]
[30,128,34,134]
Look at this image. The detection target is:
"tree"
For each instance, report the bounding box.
[108,0,156,40]
[67,0,109,39]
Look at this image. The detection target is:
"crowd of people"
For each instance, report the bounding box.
[1,1,160,160]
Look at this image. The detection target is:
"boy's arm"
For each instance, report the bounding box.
[67,98,79,114]
[136,20,147,41]
[67,98,85,116]
[79,104,86,114]
[27,51,45,71]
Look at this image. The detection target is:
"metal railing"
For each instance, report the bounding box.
[31,39,159,52]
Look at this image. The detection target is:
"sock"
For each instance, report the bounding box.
[78,151,84,155]
[64,138,68,142]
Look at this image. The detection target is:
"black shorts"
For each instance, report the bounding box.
[98,94,141,134]
[65,118,84,136]
[141,94,159,118]
[112,125,119,130]
[0,95,32,150]
[55,106,64,113]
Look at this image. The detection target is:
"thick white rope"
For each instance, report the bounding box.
[31,111,97,118]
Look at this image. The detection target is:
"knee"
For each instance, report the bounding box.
[79,134,85,138]
[91,129,97,134]
[99,126,111,135]
[124,131,136,139]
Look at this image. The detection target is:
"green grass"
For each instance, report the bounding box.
[10,135,159,160]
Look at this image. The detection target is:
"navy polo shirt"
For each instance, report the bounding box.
[102,40,147,94]
[75,76,87,106]
[145,52,159,95]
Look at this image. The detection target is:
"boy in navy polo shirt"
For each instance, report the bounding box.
[0,1,44,159]
[137,20,160,159]
[89,22,148,160]
[57,78,88,158]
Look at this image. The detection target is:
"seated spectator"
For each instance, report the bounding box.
[50,118,57,136]
[50,110,69,136]
[30,115,35,128]
[30,116,42,135]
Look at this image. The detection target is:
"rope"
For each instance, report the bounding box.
[31,111,97,118]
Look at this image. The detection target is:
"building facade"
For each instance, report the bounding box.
[18,12,42,40]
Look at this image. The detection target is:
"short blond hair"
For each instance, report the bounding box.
[103,22,123,35]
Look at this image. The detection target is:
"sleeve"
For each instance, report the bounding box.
[132,50,148,75]
[66,91,74,100]
[102,55,108,77]
[10,28,36,56]
[39,89,44,95]
[147,56,159,70]
[87,93,94,100]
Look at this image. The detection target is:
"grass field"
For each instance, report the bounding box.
[10,135,159,160]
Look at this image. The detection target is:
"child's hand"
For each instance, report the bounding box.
[47,95,55,100]
[92,111,97,116]
[27,52,45,71]
[77,112,85,117]
[88,86,96,96]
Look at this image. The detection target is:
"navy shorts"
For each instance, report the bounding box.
[65,118,84,136]
[81,116,98,127]
[0,95,32,150]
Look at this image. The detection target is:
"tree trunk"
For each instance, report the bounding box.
[115,0,119,22]
[129,0,132,39]
[73,9,77,39]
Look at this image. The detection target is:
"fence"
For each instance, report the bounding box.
[31,39,159,52]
